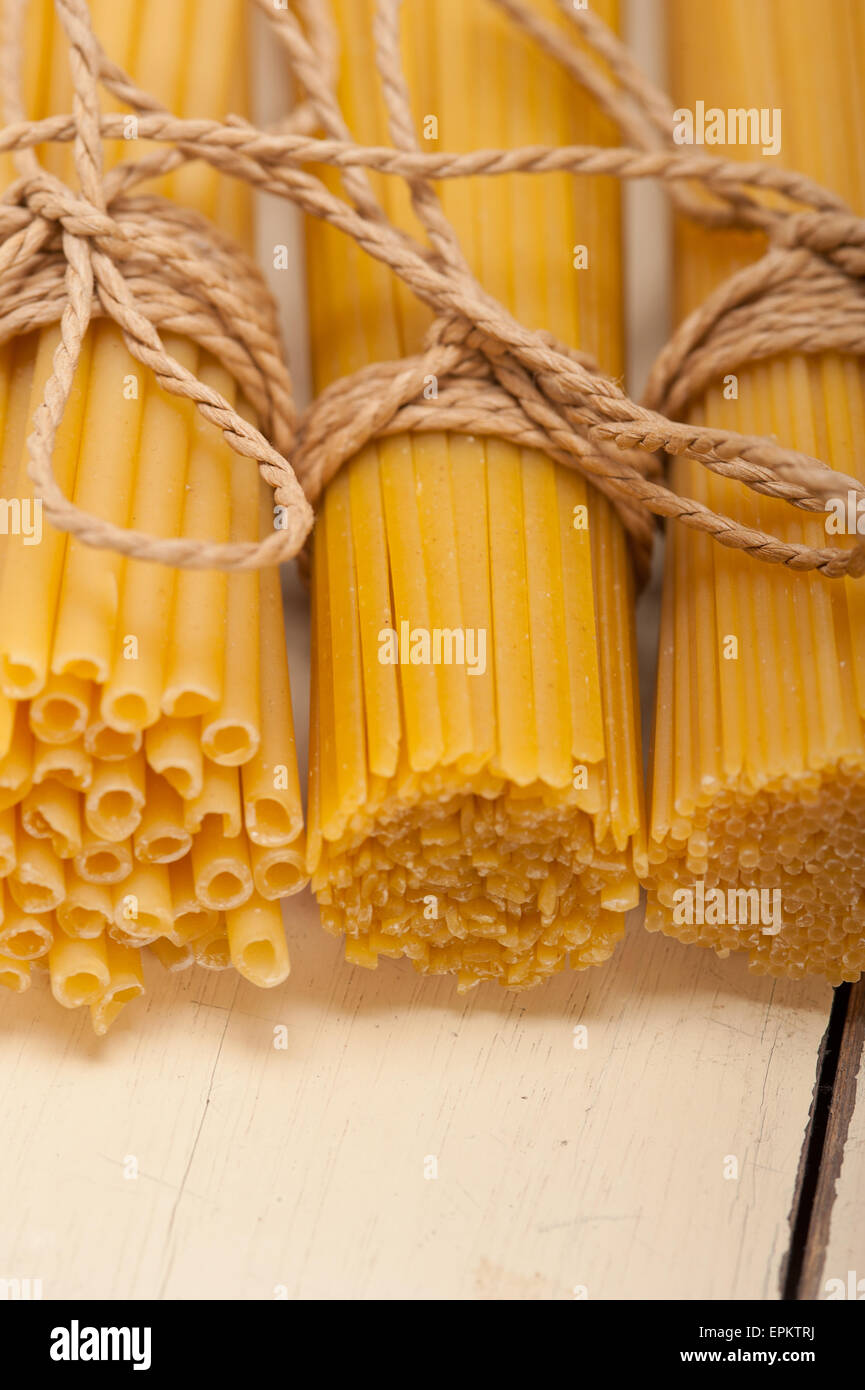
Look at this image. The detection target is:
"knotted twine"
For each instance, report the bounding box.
[0,0,312,568]
[0,0,864,582]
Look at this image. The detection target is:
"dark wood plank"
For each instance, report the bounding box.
[782,981,865,1299]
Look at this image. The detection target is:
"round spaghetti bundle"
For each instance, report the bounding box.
[303,0,644,991]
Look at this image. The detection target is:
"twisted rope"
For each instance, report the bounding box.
[0,0,311,569]
[284,0,865,580]
[0,0,862,578]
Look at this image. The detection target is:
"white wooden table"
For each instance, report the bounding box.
[0,884,847,1301]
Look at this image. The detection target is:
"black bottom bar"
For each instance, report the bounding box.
[5,1297,858,1375]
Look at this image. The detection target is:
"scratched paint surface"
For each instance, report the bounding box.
[0,890,830,1300]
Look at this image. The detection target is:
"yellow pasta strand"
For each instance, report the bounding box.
[144,718,203,801]
[193,918,231,971]
[21,781,81,859]
[134,771,191,864]
[168,857,218,945]
[85,753,146,843]
[0,953,31,993]
[149,936,195,973]
[90,940,145,1036]
[32,737,92,792]
[57,876,113,940]
[240,502,303,847]
[0,903,53,961]
[226,894,290,987]
[305,0,642,989]
[191,822,254,912]
[10,832,65,914]
[0,0,302,1028]
[111,863,173,945]
[74,829,133,886]
[48,933,110,1009]
[645,0,865,983]
[0,808,15,875]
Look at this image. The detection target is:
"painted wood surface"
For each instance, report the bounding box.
[0,888,832,1299]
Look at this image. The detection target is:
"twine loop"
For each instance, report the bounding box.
[289,0,865,581]
[295,307,659,577]
[0,0,312,569]
[0,0,863,578]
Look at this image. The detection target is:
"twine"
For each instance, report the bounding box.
[0,0,863,579]
[0,0,311,569]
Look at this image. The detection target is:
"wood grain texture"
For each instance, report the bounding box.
[800,983,865,1300]
[0,898,832,1300]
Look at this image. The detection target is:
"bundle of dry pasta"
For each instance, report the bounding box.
[0,0,304,1032]
[305,0,644,990]
[643,0,865,983]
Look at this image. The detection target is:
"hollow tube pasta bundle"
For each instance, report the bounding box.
[0,0,304,1032]
[305,0,644,990]
[643,0,865,983]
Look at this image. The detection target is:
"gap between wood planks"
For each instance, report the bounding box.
[781,980,865,1300]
